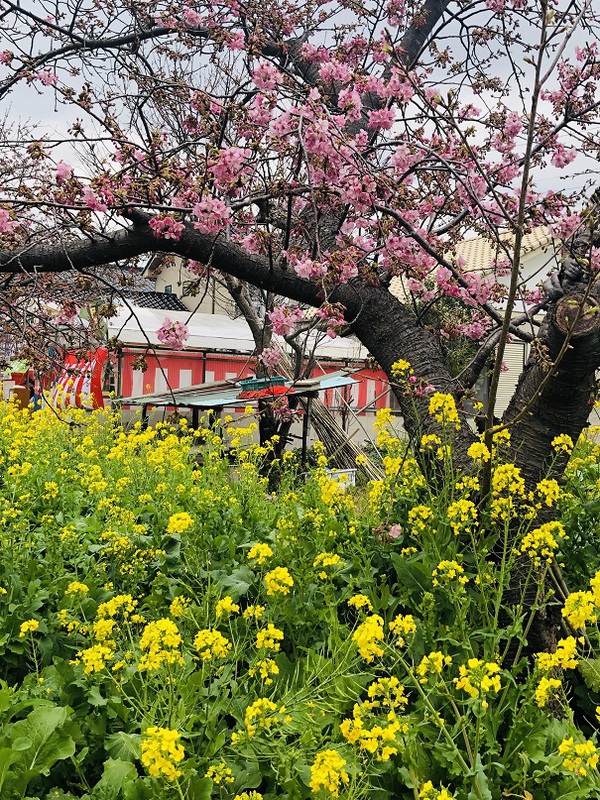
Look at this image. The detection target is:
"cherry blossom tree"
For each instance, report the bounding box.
[0,0,599,494]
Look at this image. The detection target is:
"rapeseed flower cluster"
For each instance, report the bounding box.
[140,726,185,780]
[256,623,284,652]
[138,618,184,671]
[446,499,477,536]
[309,749,349,797]
[552,434,574,454]
[417,651,453,683]
[432,560,468,587]
[535,676,562,708]
[562,590,597,629]
[519,521,566,566]
[536,637,579,672]
[204,762,234,784]
[348,594,373,612]
[408,504,435,536]
[558,737,599,777]
[194,629,232,660]
[313,552,342,578]
[264,566,294,596]
[249,658,279,684]
[454,658,501,700]
[166,512,194,534]
[419,781,455,799]
[428,392,460,429]
[467,441,490,462]
[169,595,190,618]
[240,697,291,737]
[561,568,600,630]
[353,614,384,662]
[75,644,115,674]
[388,613,417,646]
[64,581,89,597]
[97,594,137,619]
[247,543,274,564]
[216,596,240,618]
[19,619,39,637]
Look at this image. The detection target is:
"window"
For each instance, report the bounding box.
[164,284,173,294]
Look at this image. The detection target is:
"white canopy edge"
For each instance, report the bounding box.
[107,305,368,361]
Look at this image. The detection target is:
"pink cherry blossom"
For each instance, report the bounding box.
[0,209,18,234]
[318,60,351,84]
[267,305,304,336]
[183,8,203,26]
[248,94,273,126]
[337,88,363,122]
[551,144,577,169]
[157,317,189,350]
[0,51,13,66]
[36,70,58,86]
[210,147,251,192]
[367,108,395,131]
[192,198,231,235]
[81,187,108,213]
[258,347,281,369]
[55,161,73,182]
[252,62,281,91]
[148,215,185,240]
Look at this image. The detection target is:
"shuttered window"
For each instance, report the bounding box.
[494,342,527,415]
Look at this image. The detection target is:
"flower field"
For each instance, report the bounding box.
[1,398,600,799]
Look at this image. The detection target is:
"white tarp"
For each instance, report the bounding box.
[107,304,368,361]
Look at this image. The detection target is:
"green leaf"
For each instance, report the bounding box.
[9,705,75,777]
[105,732,141,762]
[217,566,255,600]
[389,553,431,596]
[186,777,212,800]
[0,747,21,791]
[578,658,600,693]
[93,759,138,800]
[86,686,107,708]
[468,755,493,800]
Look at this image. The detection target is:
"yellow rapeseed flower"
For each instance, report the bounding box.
[264,566,294,596]
[309,750,349,797]
[536,637,578,672]
[194,629,232,660]
[216,596,240,618]
[428,392,460,429]
[65,581,89,597]
[558,737,598,777]
[562,590,597,630]
[256,623,284,652]
[19,619,40,637]
[166,512,194,534]
[454,658,501,698]
[535,676,562,708]
[347,594,373,612]
[417,651,452,683]
[247,543,274,564]
[140,726,185,780]
[353,614,384,663]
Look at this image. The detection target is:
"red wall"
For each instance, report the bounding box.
[119,348,392,414]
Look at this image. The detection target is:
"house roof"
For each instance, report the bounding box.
[388,224,556,301]
[453,225,555,274]
[126,292,187,311]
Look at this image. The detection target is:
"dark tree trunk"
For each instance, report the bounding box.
[504,292,600,486]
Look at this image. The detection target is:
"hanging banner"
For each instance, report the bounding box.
[50,347,108,409]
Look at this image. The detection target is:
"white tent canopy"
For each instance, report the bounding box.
[107,304,368,361]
